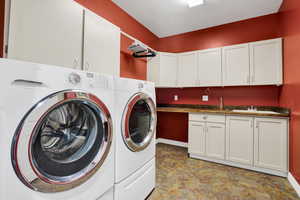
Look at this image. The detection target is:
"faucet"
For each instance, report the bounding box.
[249,105,257,111]
[219,96,224,110]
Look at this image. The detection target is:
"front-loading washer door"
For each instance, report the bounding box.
[122,93,157,152]
[11,90,113,193]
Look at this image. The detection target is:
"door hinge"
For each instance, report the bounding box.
[4,45,8,54]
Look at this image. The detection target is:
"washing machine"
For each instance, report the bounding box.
[114,77,157,200]
[0,59,115,200]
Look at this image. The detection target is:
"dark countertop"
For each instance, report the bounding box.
[156,104,290,118]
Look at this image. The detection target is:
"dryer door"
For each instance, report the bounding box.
[11,90,113,193]
[122,93,157,152]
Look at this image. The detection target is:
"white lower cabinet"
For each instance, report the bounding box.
[188,114,226,160]
[188,122,206,156]
[188,113,288,177]
[254,118,288,172]
[206,123,225,160]
[226,116,254,165]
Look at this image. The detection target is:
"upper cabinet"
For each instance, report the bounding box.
[250,38,283,85]
[83,10,120,76]
[8,0,120,76]
[177,52,198,87]
[147,38,282,88]
[147,53,178,87]
[198,48,222,87]
[222,44,250,86]
[8,0,83,69]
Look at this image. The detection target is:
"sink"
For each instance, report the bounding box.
[232,110,280,115]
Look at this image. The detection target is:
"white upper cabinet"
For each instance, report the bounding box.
[254,118,288,172]
[8,0,83,69]
[222,44,250,86]
[147,53,178,87]
[198,48,222,87]
[159,53,178,87]
[226,116,254,165]
[177,52,198,87]
[83,10,120,76]
[148,38,282,88]
[250,38,283,86]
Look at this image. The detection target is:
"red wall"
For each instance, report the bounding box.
[279,0,300,183]
[120,34,147,80]
[0,0,4,57]
[154,14,281,53]
[157,86,280,107]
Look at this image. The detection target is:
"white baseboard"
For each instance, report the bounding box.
[190,153,288,178]
[288,172,300,197]
[156,138,188,148]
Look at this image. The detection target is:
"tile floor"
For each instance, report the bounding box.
[148,143,299,200]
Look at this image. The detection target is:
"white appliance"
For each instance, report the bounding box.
[114,77,157,200]
[0,59,115,200]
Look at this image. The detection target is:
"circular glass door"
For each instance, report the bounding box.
[11,90,113,193]
[122,93,156,152]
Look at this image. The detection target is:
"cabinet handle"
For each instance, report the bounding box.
[247,76,250,83]
[209,126,222,129]
[85,62,90,71]
[73,59,78,69]
[250,121,253,128]
[203,116,207,120]
[252,76,255,83]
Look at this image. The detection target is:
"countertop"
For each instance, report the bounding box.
[156,104,290,118]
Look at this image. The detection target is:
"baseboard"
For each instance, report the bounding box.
[288,172,300,197]
[190,153,288,178]
[156,138,188,148]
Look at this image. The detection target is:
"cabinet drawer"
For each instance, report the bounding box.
[189,113,225,123]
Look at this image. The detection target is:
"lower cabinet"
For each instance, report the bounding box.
[226,116,254,165]
[188,122,206,156]
[188,114,226,160]
[188,113,288,177]
[206,123,225,160]
[254,118,288,172]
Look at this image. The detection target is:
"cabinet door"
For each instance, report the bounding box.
[177,52,198,87]
[198,48,222,86]
[188,122,206,156]
[254,118,288,172]
[226,116,254,165]
[158,53,178,87]
[8,0,83,69]
[84,10,120,76]
[222,44,250,86]
[250,38,283,85]
[206,122,225,160]
[147,55,160,86]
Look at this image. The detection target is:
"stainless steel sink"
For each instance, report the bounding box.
[232,109,280,114]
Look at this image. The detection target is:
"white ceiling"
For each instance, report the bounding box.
[112,0,283,38]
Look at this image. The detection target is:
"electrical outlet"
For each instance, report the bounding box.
[174,95,179,101]
[202,95,209,101]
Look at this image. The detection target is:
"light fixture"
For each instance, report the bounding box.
[187,0,204,8]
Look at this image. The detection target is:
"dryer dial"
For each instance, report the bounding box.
[68,73,81,85]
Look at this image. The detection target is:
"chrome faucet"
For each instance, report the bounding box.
[249,105,257,111]
[219,96,224,110]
